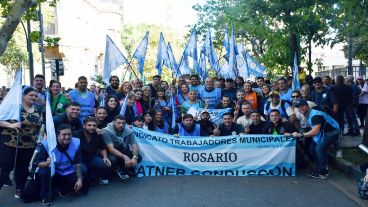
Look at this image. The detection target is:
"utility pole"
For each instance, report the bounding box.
[348,37,353,75]
[38,3,46,76]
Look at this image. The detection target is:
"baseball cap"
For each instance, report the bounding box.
[225,78,234,82]
[269,90,280,96]
[313,77,322,83]
[294,99,308,107]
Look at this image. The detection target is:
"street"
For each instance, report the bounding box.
[0,168,367,207]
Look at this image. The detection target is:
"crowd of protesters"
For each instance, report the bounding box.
[0,72,367,205]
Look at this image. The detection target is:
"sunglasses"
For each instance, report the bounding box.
[313,81,322,84]
[292,95,299,98]
[270,95,279,99]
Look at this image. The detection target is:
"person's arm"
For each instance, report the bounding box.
[100,149,111,167]
[293,124,321,138]
[74,163,83,192]
[105,143,131,168]
[0,121,20,129]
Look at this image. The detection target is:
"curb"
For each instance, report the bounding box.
[328,152,364,180]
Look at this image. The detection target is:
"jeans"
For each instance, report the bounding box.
[346,105,360,133]
[309,130,339,174]
[82,156,111,180]
[0,144,34,191]
[38,168,89,200]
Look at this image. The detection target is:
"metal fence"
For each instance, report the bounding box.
[315,65,366,79]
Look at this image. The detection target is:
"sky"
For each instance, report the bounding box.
[123,0,204,32]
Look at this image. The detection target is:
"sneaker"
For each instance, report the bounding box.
[336,150,343,159]
[42,198,54,206]
[4,177,12,187]
[307,171,328,180]
[99,179,109,185]
[14,189,22,199]
[58,190,69,198]
[116,168,129,180]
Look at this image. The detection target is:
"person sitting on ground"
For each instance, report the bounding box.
[53,102,83,134]
[73,117,111,186]
[172,114,201,137]
[37,124,89,205]
[102,115,141,179]
[213,112,245,136]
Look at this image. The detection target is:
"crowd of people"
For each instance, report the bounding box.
[0,72,367,205]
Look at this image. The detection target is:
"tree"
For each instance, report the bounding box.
[0,0,34,57]
[121,24,186,82]
[193,0,335,78]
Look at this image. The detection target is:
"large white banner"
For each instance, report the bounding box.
[132,127,296,177]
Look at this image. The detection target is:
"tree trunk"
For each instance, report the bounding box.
[290,31,298,74]
[363,107,368,146]
[0,0,33,57]
[308,38,312,75]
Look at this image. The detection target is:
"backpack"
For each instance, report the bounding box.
[265,100,289,117]
[22,172,41,203]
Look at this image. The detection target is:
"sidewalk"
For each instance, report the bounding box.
[328,131,365,179]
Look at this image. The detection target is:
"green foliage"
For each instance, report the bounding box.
[0,38,27,73]
[44,36,60,46]
[121,24,186,82]
[193,0,335,78]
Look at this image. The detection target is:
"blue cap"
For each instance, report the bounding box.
[294,99,308,107]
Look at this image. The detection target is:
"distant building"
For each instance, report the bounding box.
[44,0,124,88]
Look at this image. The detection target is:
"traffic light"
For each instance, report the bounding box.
[56,59,64,76]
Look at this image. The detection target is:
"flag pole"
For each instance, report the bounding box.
[11,68,23,190]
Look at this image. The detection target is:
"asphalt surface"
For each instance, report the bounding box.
[0,168,366,207]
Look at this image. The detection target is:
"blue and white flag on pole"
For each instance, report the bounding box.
[223,27,230,61]
[170,87,176,129]
[119,94,129,116]
[155,33,170,75]
[45,93,57,176]
[204,29,220,72]
[165,42,179,76]
[99,89,106,107]
[292,52,300,90]
[227,27,238,78]
[103,35,128,84]
[0,69,22,121]
[183,27,199,74]
[242,50,266,77]
[132,32,149,76]
[199,46,207,81]
[178,55,191,75]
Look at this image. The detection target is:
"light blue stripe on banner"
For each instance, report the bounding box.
[136,161,295,177]
[133,127,296,150]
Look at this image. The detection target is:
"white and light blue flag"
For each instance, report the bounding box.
[0,68,22,121]
[132,127,296,177]
[204,29,220,72]
[103,35,128,84]
[165,42,179,76]
[183,27,199,74]
[132,32,149,76]
[292,52,300,90]
[119,94,129,116]
[45,93,57,176]
[155,33,170,75]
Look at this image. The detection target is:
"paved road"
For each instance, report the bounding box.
[0,168,367,207]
